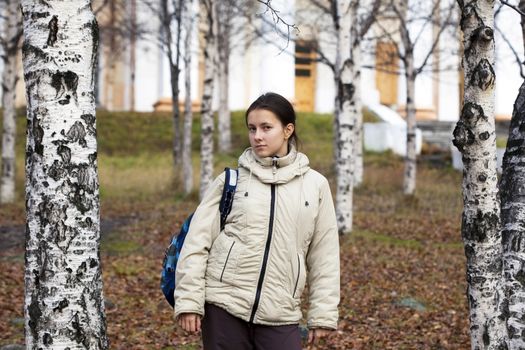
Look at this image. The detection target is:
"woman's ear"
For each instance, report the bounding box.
[284,123,295,140]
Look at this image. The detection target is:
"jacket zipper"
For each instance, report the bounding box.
[220,241,236,282]
[249,184,276,323]
[293,253,300,298]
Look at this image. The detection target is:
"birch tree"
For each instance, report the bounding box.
[182,0,195,194]
[453,0,507,347]
[378,0,456,195]
[160,0,184,168]
[0,0,22,204]
[22,1,108,348]
[199,0,218,199]
[500,81,525,350]
[217,0,233,153]
[301,0,379,232]
[498,2,525,347]
[335,0,354,234]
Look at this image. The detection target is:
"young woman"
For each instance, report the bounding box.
[174,92,340,350]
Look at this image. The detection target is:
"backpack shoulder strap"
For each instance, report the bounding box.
[219,167,238,230]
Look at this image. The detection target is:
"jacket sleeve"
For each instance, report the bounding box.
[174,173,225,319]
[306,177,340,330]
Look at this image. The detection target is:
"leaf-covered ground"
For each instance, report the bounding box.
[0,111,469,349]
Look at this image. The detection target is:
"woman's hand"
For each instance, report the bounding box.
[308,328,333,345]
[177,313,202,333]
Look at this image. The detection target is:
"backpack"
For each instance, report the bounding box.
[161,168,239,307]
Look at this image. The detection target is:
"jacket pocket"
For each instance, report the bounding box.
[292,253,306,299]
[220,241,236,282]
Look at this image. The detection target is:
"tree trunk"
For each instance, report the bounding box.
[404,61,417,195]
[0,0,22,204]
[454,1,507,348]
[518,0,525,56]
[21,1,108,348]
[217,0,232,153]
[500,81,525,349]
[162,0,183,167]
[350,0,363,188]
[199,0,218,199]
[182,0,194,195]
[335,0,354,234]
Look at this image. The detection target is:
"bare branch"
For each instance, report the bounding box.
[494,22,525,79]
[415,3,456,75]
[257,0,299,51]
[500,0,525,16]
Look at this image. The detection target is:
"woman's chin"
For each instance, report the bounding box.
[253,148,269,157]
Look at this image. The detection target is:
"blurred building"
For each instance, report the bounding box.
[9,0,524,121]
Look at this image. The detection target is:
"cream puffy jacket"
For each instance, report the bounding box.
[174,145,340,329]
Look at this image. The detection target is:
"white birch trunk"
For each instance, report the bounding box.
[500,81,525,349]
[350,0,363,188]
[0,0,22,204]
[335,0,353,234]
[161,0,183,167]
[397,0,417,196]
[404,60,417,195]
[182,0,194,195]
[22,1,108,348]
[332,4,341,169]
[454,1,507,348]
[217,0,231,153]
[199,0,218,199]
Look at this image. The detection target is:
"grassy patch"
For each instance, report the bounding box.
[101,239,142,255]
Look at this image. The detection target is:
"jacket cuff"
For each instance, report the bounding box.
[174,308,204,321]
[307,320,337,330]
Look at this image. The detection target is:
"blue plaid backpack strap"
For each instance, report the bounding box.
[219,167,238,231]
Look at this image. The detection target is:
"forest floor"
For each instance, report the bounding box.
[0,111,469,349]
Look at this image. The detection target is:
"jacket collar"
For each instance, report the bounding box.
[238,143,310,184]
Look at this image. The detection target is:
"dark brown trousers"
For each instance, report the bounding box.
[202,303,303,350]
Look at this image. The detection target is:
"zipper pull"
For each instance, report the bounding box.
[272,157,278,175]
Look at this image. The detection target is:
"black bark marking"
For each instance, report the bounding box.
[53,298,69,313]
[88,152,97,165]
[471,59,495,91]
[452,121,475,151]
[463,210,499,242]
[57,144,71,164]
[48,160,65,181]
[479,131,490,141]
[43,332,53,345]
[51,71,78,103]
[463,102,487,126]
[28,296,42,340]
[33,118,44,156]
[514,269,525,287]
[47,15,58,47]
[71,312,88,346]
[473,26,494,44]
[483,325,490,346]
[81,114,96,136]
[477,173,487,182]
[66,121,87,147]
[338,80,355,110]
[31,11,50,20]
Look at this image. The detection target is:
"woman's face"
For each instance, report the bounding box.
[247,109,294,158]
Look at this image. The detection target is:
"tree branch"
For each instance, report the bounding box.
[500,0,525,16]
[495,22,525,79]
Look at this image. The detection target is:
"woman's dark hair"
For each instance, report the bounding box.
[245,92,300,147]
